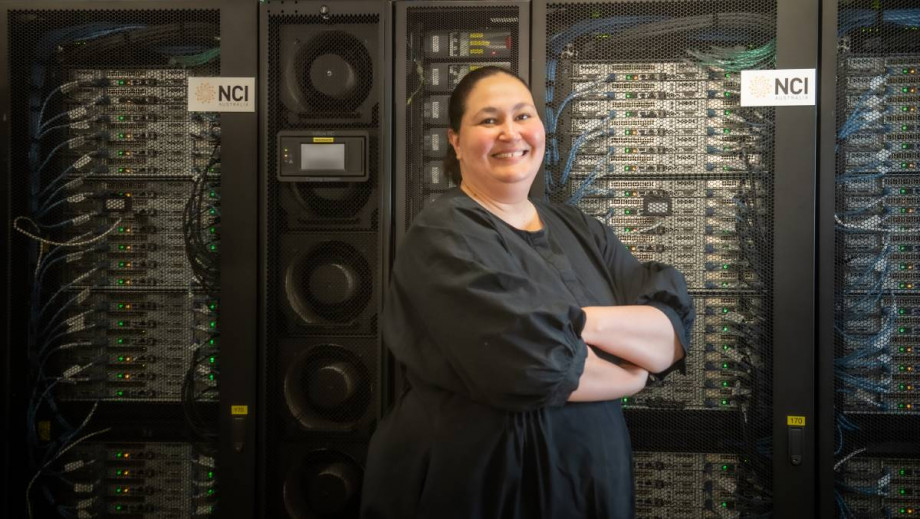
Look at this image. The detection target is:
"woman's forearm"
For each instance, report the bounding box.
[581,305,684,374]
[568,347,648,402]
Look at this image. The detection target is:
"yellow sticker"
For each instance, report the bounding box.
[470,49,483,55]
[787,415,806,426]
[38,420,51,442]
[470,40,490,47]
[231,405,249,416]
[312,137,334,143]
[470,33,483,38]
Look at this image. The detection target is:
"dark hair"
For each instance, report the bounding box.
[443,66,531,186]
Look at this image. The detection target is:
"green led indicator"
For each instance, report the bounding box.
[903,106,910,112]
[118,321,125,327]
[625,111,633,117]
[899,403,906,408]
[624,209,631,215]
[626,93,633,99]
[903,125,910,131]
[624,130,631,135]
[119,262,126,268]
[902,188,909,194]
[723,128,730,134]
[722,362,729,369]
[722,307,729,313]
[722,326,729,332]
[626,74,633,80]
[208,471,214,479]
[721,399,729,406]
[724,91,731,97]
[209,227,216,234]
[725,73,731,78]
[118,150,124,156]
[116,487,122,493]
[900,488,906,495]
[117,279,125,285]
[209,191,217,198]
[900,308,906,315]
[118,133,125,139]
[117,373,124,378]
[118,356,124,362]
[118,115,125,121]
[722,381,729,387]
[622,397,629,403]
[901,283,908,289]
[904,143,910,149]
[209,303,217,310]
[903,163,910,168]
[209,208,217,215]
[904,68,909,74]
[116,505,123,511]
[118,80,125,85]
[210,356,216,364]
[901,469,907,475]
[118,303,124,309]
[721,501,729,508]
[118,244,126,250]
[901,245,908,252]
[118,226,125,232]
[902,264,908,270]
[209,338,216,345]
[624,166,631,172]
[900,365,906,371]
[209,373,216,380]
[117,338,124,344]
[724,110,732,116]
[722,264,730,269]
[116,452,123,458]
[209,244,217,251]
[722,464,728,471]
[900,327,907,333]
[208,489,215,496]
[723,344,731,350]
[116,390,124,397]
[210,321,217,328]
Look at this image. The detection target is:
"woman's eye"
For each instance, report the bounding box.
[481,118,497,125]
[517,113,532,120]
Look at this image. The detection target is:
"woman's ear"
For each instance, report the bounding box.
[447,129,461,161]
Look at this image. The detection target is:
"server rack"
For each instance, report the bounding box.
[532,0,818,517]
[0,1,258,517]
[820,1,920,518]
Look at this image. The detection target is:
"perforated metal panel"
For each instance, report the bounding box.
[537,1,777,516]
[833,3,920,517]
[261,2,387,517]
[5,7,223,518]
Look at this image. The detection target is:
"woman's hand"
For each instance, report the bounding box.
[581,306,683,374]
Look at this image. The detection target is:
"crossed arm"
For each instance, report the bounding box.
[568,305,684,403]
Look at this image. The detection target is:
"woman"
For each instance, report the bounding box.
[362,66,694,518]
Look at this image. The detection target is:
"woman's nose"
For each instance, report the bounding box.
[498,120,521,140]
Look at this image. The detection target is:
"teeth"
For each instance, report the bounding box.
[493,150,526,159]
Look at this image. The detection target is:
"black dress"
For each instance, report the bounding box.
[362,188,694,519]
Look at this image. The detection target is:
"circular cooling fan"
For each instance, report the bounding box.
[291,181,372,219]
[283,450,362,519]
[283,30,373,114]
[284,344,370,426]
[284,241,372,325]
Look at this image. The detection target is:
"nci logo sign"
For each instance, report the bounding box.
[741,69,816,107]
[188,77,256,112]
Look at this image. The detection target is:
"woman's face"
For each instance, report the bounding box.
[448,73,545,196]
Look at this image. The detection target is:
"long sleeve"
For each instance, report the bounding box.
[383,207,589,412]
[581,211,696,374]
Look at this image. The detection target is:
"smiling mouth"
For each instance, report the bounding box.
[492,150,528,159]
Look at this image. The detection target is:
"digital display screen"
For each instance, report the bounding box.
[300,143,345,171]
